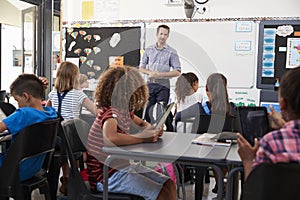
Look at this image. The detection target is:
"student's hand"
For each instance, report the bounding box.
[138,125,160,143]
[39,77,49,89]
[237,133,259,163]
[268,106,286,130]
[158,126,164,137]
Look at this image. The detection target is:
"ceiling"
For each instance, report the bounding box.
[7,0,34,10]
[6,0,60,12]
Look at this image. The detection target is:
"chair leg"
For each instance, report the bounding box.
[39,182,51,200]
[205,168,210,183]
[195,167,207,200]
[47,155,62,200]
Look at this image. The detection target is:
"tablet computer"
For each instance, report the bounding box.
[237,106,271,146]
[154,102,175,130]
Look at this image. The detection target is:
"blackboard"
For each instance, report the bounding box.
[256,20,300,89]
[145,21,257,88]
[64,26,141,79]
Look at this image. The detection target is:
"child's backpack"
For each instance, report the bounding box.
[154,162,177,183]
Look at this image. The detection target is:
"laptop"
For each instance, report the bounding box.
[237,106,271,146]
[190,114,237,142]
[154,102,175,130]
[211,131,238,143]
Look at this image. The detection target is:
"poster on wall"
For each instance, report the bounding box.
[286,37,300,68]
[64,26,141,81]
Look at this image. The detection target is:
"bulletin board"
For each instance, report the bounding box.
[64,26,141,80]
[256,20,300,89]
[145,21,257,88]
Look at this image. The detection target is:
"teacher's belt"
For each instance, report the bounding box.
[148,78,169,84]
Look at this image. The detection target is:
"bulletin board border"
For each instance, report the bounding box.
[62,16,300,27]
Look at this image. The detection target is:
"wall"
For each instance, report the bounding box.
[61,0,300,106]
[1,24,22,91]
[62,0,300,21]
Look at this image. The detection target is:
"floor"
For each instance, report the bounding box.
[30,163,241,200]
[30,176,234,200]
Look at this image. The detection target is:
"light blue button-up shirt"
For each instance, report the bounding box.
[139,44,181,77]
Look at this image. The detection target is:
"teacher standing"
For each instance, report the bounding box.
[139,24,181,123]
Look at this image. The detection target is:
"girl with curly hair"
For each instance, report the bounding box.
[86,66,176,200]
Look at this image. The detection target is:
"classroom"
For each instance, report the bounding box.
[0,0,300,200]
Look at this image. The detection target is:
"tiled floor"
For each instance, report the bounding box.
[179,177,220,200]
[31,169,241,200]
[31,178,232,200]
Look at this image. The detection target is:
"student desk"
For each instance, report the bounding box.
[103,132,232,200]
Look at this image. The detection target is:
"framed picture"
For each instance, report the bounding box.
[12,50,22,67]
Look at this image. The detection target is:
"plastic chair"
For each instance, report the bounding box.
[241,163,300,200]
[0,102,16,152]
[0,90,9,103]
[0,102,16,116]
[47,115,89,199]
[0,119,60,200]
[79,113,96,128]
[61,118,144,200]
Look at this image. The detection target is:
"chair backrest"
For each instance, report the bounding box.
[242,163,300,200]
[0,102,16,116]
[61,118,90,154]
[191,114,237,134]
[0,90,9,103]
[62,119,144,200]
[79,113,96,128]
[62,119,99,200]
[0,118,59,197]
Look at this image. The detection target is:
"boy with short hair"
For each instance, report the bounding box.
[0,74,57,181]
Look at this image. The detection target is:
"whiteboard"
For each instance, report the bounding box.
[145,21,257,88]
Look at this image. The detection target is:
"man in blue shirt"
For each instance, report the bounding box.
[0,74,57,181]
[139,24,181,123]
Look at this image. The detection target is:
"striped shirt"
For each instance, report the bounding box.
[48,89,87,119]
[85,107,132,191]
[253,119,300,168]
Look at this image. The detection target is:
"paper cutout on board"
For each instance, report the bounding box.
[109,33,121,48]
[71,31,78,39]
[80,56,87,63]
[74,48,82,56]
[84,48,92,56]
[93,65,101,71]
[262,68,274,77]
[84,35,92,42]
[86,60,94,68]
[79,30,87,36]
[276,25,294,37]
[87,71,95,78]
[93,47,101,54]
[68,41,76,51]
[93,35,101,41]
[109,56,124,67]
[67,28,73,34]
